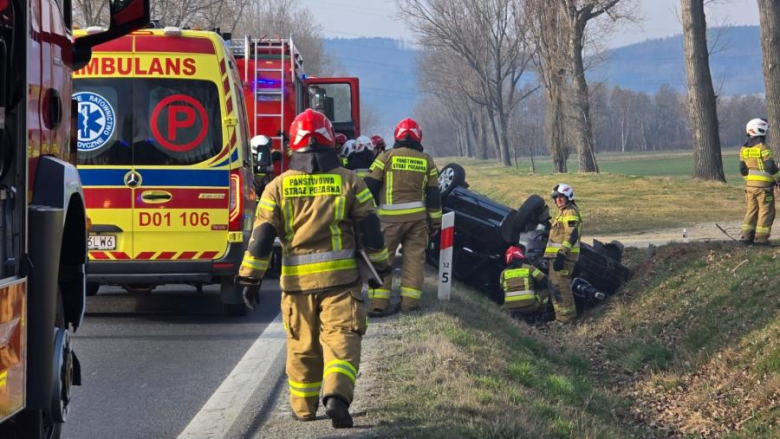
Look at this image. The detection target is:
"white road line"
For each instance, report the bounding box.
[178,313,287,439]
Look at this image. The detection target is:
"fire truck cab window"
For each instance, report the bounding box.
[308,83,352,125]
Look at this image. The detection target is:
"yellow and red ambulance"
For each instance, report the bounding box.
[73,27,256,315]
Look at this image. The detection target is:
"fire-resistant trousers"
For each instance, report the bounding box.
[741,186,775,243]
[368,220,428,312]
[282,284,367,419]
[547,260,577,324]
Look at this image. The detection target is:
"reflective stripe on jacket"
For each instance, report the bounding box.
[544,203,582,262]
[367,147,442,224]
[500,264,545,309]
[740,143,779,188]
[241,168,389,292]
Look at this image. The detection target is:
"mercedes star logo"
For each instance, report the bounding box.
[124,171,142,188]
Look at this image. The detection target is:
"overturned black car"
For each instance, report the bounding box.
[428,163,631,311]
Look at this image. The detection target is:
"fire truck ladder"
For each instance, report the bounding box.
[243,37,303,173]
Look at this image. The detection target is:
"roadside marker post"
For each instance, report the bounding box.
[438,212,455,301]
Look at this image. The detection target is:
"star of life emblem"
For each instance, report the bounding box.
[73,92,116,152]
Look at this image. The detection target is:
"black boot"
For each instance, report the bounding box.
[324,396,353,428]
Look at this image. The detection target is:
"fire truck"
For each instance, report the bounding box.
[0,0,149,437]
[231,37,361,176]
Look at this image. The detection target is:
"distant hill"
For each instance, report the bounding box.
[591,25,763,96]
[323,37,420,135]
[323,26,765,132]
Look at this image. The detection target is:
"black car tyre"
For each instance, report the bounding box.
[438,163,466,198]
[500,194,548,243]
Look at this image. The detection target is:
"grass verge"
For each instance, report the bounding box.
[443,157,747,235]
[366,243,779,438]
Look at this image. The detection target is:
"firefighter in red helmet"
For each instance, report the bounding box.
[364,118,442,314]
[371,135,386,157]
[238,109,390,428]
[501,246,548,318]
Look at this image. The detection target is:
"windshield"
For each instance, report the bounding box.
[307,83,352,125]
[74,78,223,166]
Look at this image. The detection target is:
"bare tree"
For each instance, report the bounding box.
[397,0,535,166]
[73,0,108,27]
[757,0,780,156]
[681,0,725,181]
[558,0,633,172]
[528,0,569,172]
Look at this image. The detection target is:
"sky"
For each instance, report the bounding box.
[300,0,760,48]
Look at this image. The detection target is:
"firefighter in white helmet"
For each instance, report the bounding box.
[347,135,375,178]
[739,118,779,244]
[543,183,582,324]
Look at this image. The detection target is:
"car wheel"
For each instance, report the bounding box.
[500,194,549,243]
[438,163,466,198]
[86,282,100,297]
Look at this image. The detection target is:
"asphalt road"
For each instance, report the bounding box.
[61,281,281,439]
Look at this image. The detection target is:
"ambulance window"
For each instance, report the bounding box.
[307,83,352,125]
[74,78,134,166]
[133,79,223,166]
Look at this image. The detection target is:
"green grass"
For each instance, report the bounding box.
[444,154,746,234]
[368,242,780,438]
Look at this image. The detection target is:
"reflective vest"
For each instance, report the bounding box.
[241,168,389,292]
[544,204,582,262]
[501,264,546,312]
[367,147,441,223]
[740,143,779,188]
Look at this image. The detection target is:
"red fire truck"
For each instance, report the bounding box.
[231,37,361,175]
[0,0,149,437]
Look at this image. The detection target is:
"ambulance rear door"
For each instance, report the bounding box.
[130,35,231,262]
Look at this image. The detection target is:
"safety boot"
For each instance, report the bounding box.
[324,396,353,428]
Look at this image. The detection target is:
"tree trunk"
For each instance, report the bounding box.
[758,0,780,156]
[547,81,568,173]
[568,21,599,172]
[498,110,513,166]
[681,0,726,182]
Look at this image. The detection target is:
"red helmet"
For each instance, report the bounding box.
[289,109,335,151]
[335,133,348,145]
[371,135,386,152]
[394,118,423,142]
[505,246,525,265]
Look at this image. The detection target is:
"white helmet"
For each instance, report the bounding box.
[341,140,356,158]
[746,118,769,138]
[354,135,374,153]
[551,183,574,202]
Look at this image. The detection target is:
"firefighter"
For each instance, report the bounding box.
[501,245,548,317]
[340,139,356,167]
[347,135,375,178]
[739,118,780,244]
[237,109,390,428]
[544,183,581,324]
[365,118,442,314]
[371,135,387,158]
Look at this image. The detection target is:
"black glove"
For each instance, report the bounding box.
[376,265,392,279]
[368,278,383,290]
[552,252,565,272]
[242,282,261,311]
[235,276,260,286]
[429,227,441,240]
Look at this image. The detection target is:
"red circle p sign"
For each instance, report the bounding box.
[151,94,209,152]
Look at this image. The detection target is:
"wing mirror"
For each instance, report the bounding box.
[73,0,151,71]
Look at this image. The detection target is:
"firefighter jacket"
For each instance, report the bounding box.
[544,202,582,262]
[239,149,390,293]
[501,262,547,310]
[365,142,443,228]
[740,137,780,188]
[347,150,374,178]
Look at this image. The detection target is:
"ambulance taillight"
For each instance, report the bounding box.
[228,169,243,231]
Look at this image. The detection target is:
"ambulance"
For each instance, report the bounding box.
[73,27,258,315]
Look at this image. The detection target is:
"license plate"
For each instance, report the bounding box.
[88,235,117,250]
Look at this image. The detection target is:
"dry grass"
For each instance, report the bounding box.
[444,157,747,235]
[365,243,779,438]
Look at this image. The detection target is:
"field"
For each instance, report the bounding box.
[366,244,780,438]
[442,150,750,235]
